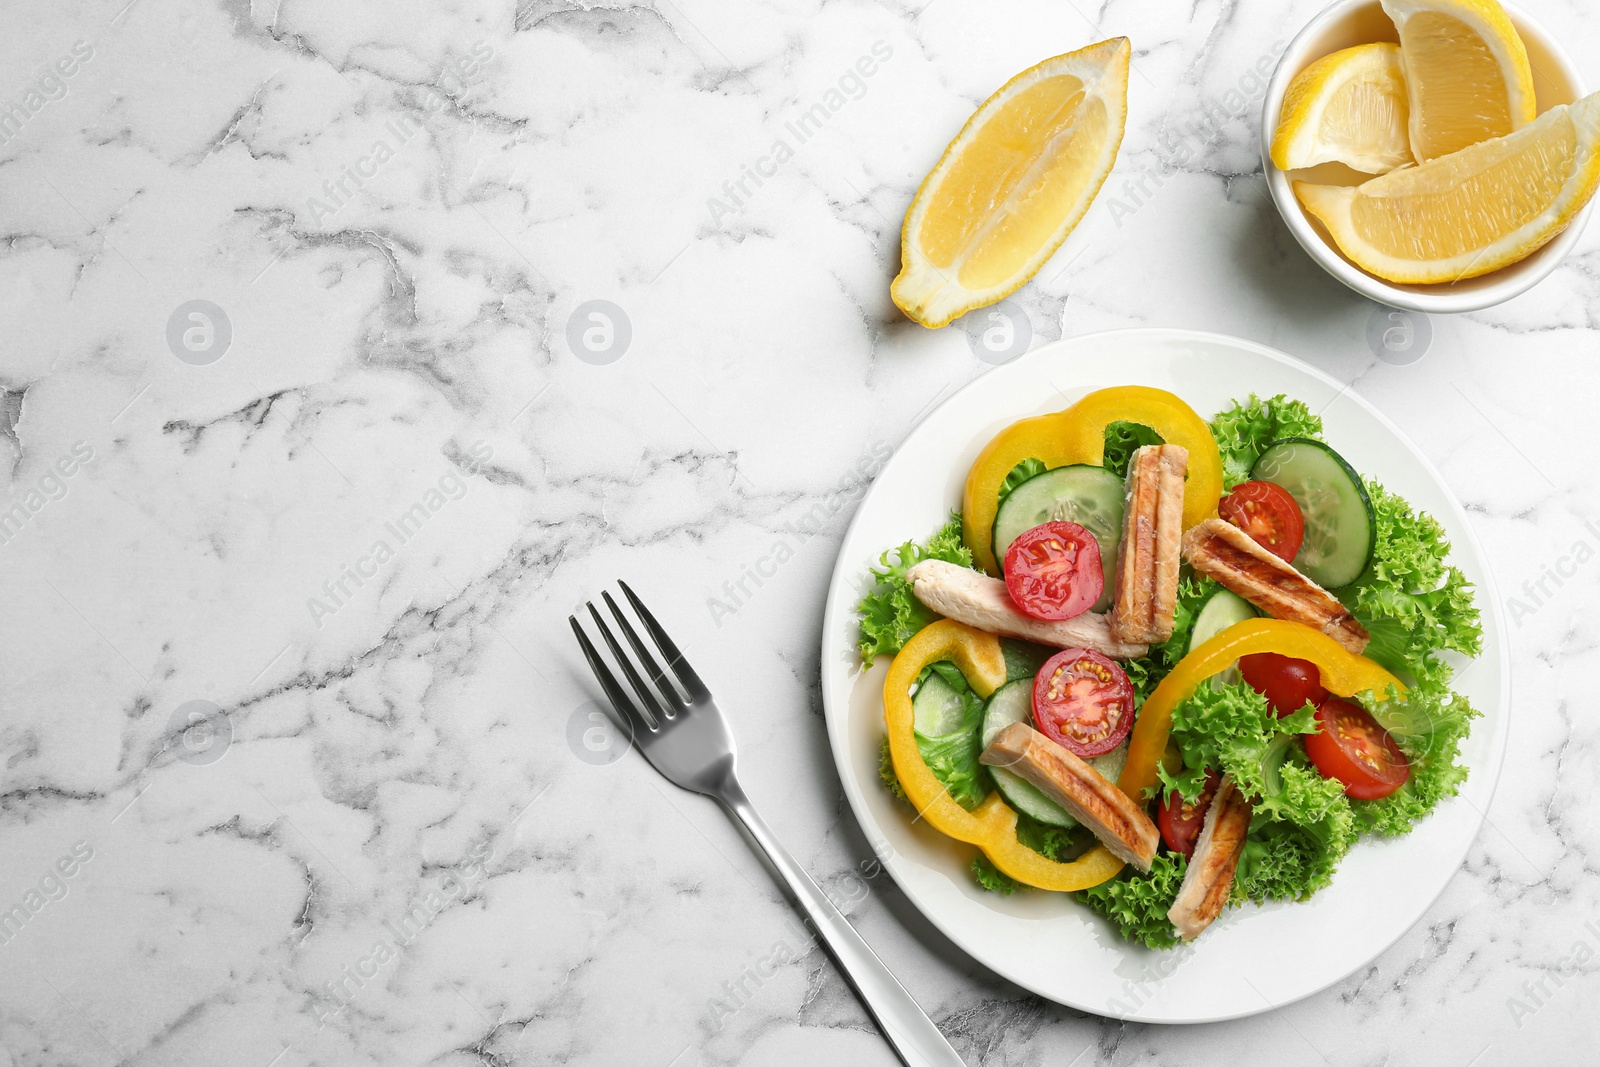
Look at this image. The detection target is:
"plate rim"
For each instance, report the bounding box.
[818,326,1510,1023]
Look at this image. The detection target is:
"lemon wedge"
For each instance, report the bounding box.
[891,38,1130,329]
[1271,43,1413,174]
[1380,0,1536,162]
[1294,92,1600,284]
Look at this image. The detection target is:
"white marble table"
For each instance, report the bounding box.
[1,1,1596,1064]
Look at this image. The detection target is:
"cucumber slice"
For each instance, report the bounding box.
[992,465,1126,612]
[1251,438,1375,589]
[981,681,1076,827]
[1189,588,1258,687]
[1189,588,1258,651]
[1089,742,1127,785]
[912,670,969,737]
[979,680,1129,827]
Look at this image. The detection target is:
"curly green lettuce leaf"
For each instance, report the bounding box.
[1235,807,1358,902]
[1157,681,1360,905]
[1156,680,1317,806]
[1209,395,1325,489]
[1015,813,1082,862]
[1102,421,1164,479]
[1353,680,1480,836]
[878,735,907,804]
[972,855,1018,895]
[1341,482,1483,689]
[856,514,973,661]
[1252,747,1349,829]
[1076,853,1187,950]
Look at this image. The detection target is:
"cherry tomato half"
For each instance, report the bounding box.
[1305,697,1410,800]
[1004,521,1104,621]
[1157,770,1221,857]
[1032,648,1134,757]
[1239,652,1329,718]
[1219,481,1305,562]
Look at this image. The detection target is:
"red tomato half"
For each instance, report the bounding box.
[1032,648,1134,757]
[1219,481,1305,562]
[1305,697,1411,800]
[1157,771,1221,857]
[1239,652,1329,717]
[1004,521,1104,621]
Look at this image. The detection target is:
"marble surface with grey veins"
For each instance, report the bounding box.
[1,0,1598,1064]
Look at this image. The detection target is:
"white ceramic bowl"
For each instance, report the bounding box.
[1261,0,1591,313]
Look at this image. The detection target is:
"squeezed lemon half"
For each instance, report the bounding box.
[891,38,1130,329]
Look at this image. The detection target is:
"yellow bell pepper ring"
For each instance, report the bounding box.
[1121,618,1406,799]
[884,619,1125,892]
[962,385,1225,575]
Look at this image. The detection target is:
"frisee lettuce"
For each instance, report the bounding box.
[1341,481,1482,689]
[1209,394,1325,489]
[1102,421,1164,479]
[1156,680,1319,809]
[972,855,1017,895]
[878,735,907,804]
[1352,679,1480,836]
[1076,853,1188,950]
[856,514,972,661]
[1235,814,1356,902]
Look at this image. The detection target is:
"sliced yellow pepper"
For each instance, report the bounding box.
[886,617,1404,894]
[1121,618,1406,799]
[884,619,1124,892]
[962,385,1225,575]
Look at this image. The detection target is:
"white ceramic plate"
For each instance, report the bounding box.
[819,328,1507,1023]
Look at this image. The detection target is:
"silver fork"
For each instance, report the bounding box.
[571,581,966,1067]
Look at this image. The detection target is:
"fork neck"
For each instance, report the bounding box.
[701,759,744,807]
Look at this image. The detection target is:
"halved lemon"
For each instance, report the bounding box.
[1294,91,1600,284]
[1380,0,1536,162]
[1271,43,1413,174]
[891,38,1130,329]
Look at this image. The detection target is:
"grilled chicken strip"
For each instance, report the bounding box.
[1110,444,1189,644]
[980,722,1159,871]
[1181,518,1370,654]
[1167,776,1253,941]
[906,559,1149,660]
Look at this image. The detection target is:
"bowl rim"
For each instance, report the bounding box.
[1260,0,1593,314]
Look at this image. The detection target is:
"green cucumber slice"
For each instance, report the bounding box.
[912,670,970,737]
[992,465,1126,612]
[1089,742,1127,786]
[979,679,1128,828]
[1189,588,1259,687]
[981,681,1075,827]
[1251,438,1375,589]
[1189,588,1259,651]
[1190,588,1248,687]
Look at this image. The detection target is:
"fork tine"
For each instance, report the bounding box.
[570,615,654,736]
[603,591,685,717]
[587,603,670,727]
[617,579,710,700]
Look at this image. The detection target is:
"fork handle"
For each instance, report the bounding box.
[719,779,967,1067]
